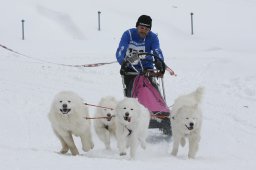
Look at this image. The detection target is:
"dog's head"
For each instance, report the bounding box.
[172,87,203,133]
[98,96,117,125]
[53,91,81,116]
[173,106,201,133]
[184,114,197,131]
[57,99,72,115]
[116,98,141,126]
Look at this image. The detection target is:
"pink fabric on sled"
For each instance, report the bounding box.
[131,75,169,113]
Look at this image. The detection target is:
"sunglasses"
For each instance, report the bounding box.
[138,25,150,31]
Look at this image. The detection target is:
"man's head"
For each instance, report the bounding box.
[136,15,152,38]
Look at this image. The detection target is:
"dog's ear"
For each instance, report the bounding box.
[194,86,204,104]
[173,107,183,117]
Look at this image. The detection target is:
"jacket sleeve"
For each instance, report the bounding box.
[116,30,130,65]
[151,34,164,61]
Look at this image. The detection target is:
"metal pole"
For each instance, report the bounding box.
[190,13,194,35]
[121,75,126,96]
[161,78,167,101]
[98,11,101,31]
[21,19,25,40]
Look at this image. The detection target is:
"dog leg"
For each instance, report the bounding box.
[119,138,127,156]
[60,143,69,154]
[138,137,146,150]
[81,131,94,152]
[96,128,111,149]
[116,125,128,156]
[130,136,138,159]
[62,132,79,156]
[104,130,111,150]
[117,133,127,156]
[54,129,69,154]
[180,137,186,147]
[188,133,200,159]
[171,135,182,156]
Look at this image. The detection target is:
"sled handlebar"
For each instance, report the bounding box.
[121,52,166,76]
[124,69,164,78]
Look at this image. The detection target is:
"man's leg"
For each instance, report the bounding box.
[124,75,136,97]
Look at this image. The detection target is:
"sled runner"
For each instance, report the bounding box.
[120,53,172,135]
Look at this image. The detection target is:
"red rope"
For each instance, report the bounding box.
[84,114,168,120]
[0,43,117,68]
[84,102,172,120]
[165,65,177,76]
[67,61,117,67]
[84,115,115,120]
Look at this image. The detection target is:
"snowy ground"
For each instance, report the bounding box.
[1,0,256,169]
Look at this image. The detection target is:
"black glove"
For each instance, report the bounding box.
[120,60,129,75]
[155,59,166,74]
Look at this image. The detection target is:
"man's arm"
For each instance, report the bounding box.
[116,31,130,65]
[151,34,164,61]
[151,34,166,73]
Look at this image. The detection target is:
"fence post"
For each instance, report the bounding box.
[190,13,194,35]
[98,11,101,31]
[21,19,25,40]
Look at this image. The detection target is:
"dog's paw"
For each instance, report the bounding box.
[60,147,69,154]
[120,152,127,156]
[106,145,111,150]
[91,143,94,149]
[70,149,79,156]
[83,145,92,152]
[188,153,196,159]
[140,143,146,150]
[60,150,68,154]
[171,151,177,156]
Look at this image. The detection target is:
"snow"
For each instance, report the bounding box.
[1,0,256,169]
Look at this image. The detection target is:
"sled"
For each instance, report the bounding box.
[121,53,172,136]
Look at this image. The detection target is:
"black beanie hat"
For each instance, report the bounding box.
[136,15,152,29]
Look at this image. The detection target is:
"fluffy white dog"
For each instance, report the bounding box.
[94,96,117,149]
[115,97,150,159]
[171,87,204,159]
[48,91,94,155]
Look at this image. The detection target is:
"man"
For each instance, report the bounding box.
[116,15,165,96]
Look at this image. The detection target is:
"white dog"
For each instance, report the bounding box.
[94,96,117,149]
[171,87,204,159]
[48,91,94,155]
[115,97,150,159]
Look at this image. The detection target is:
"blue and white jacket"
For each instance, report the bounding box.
[116,28,164,70]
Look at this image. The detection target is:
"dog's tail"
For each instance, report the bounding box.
[194,86,204,104]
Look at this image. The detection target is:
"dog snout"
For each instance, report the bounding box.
[62,104,67,108]
[107,113,111,117]
[190,122,194,127]
[124,112,131,122]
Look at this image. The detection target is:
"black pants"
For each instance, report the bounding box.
[123,74,136,97]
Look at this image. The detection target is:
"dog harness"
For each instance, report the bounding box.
[125,126,132,136]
